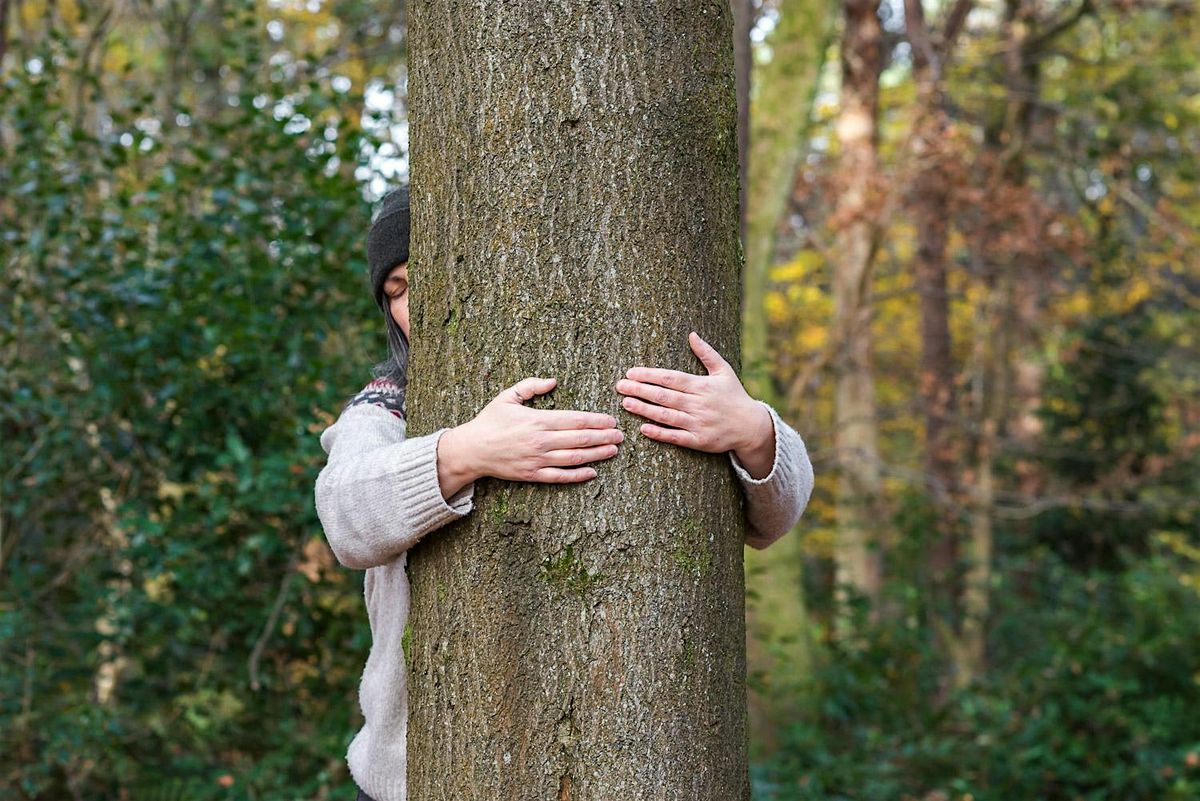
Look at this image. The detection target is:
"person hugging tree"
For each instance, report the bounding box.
[314,184,815,801]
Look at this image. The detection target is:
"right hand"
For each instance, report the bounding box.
[457,377,624,484]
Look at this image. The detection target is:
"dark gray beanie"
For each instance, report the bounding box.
[366,184,410,312]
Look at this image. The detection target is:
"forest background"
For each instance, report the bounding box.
[2,0,1198,798]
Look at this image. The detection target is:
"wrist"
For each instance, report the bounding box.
[733,399,771,455]
[731,400,776,479]
[438,423,483,486]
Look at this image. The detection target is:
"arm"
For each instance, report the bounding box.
[728,399,815,550]
[314,403,476,569]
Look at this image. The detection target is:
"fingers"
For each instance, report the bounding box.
[540,427,624,450]
[537,408,619,430]
[615,378,692,411]
[532,466,598,483]
[541,443,619,467]
[509,376,557,403]
[624,366,703,394]
[620,396,694,429]
[639,422,702,449]
[688,331,730,376]
[505,379,618,431]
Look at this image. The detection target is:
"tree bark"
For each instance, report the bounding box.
[733,0,752,247]
[831,0,885,618]
[406,2,749,799]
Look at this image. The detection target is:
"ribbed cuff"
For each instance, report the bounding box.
[393,427,475,544]
[729,400,781,485]
[351,763,407,801]
[347,727,408,801]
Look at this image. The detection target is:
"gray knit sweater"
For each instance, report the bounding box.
[314,380,814,801]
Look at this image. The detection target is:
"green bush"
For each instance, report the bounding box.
[2,18,393,799]
[754,547,1200,801]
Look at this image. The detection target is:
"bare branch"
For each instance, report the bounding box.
[939,0,975,58]
[904,0,938,74]
[248,550,300,692]
[1025,0,1094,54]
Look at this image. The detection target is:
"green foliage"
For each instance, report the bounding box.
[754,546,1200,801]
[1,13,398,799]
[4,0,1198,798]
[1033,303,1194,570]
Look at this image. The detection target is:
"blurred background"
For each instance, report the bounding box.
[1,0,1198,798]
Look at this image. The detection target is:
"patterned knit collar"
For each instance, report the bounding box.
[344,377,406,420]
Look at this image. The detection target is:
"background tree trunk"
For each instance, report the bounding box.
[903,0,972,680]
[405,2,749,799]
[832,0,885,620]
[741,0,835,405]
[739,0,835,750]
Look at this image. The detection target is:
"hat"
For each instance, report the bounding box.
[366,185,410,312]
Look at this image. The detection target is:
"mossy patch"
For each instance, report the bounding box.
[490,493,509,527]
[680,636,696,672]
[540,544,604,599]
[673,515,712,577]
[673,544,712,577]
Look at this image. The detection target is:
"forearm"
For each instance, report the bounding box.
[315,406,476,569]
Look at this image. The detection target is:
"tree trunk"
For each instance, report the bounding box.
[999,0,1049,501]
[903,0,968,673]
[831,0,885,619]
[741,0,835,404]
[733,0,752,247]
[740,0,834,750]
[405,2,749,799]
[0,0,11,70]
[910,86,959,583]
[957,270,1008,688]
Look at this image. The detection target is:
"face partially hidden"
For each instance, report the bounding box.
[385,262,409,341]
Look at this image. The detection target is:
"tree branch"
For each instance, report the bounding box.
[248,550,300,692]
[1025,0,1094,54]
[904,0,938,74]
[939,0,975,60]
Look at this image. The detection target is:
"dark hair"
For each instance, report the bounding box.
[365,185,410,415]
[370,298,408,415]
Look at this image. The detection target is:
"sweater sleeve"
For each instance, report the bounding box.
[728,399,815,551]
[314,402,475,569]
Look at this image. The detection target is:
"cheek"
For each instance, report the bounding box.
[390,296,409,325]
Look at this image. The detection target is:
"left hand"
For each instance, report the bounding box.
[613,331,770,454]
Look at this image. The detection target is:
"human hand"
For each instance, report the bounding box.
[450,377,624,484]
[614,331,771,455]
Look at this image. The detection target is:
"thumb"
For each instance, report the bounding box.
[508,376,557,404]
[689,331,728,376]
